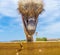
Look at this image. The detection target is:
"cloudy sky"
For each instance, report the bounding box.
[0,0,60,41]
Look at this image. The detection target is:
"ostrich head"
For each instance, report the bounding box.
[18,0,44,41]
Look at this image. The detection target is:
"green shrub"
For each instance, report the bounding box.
[36,37,47,41]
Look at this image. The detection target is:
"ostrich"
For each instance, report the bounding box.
[18,0,44,42]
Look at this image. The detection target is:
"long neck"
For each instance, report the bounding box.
[26,35,33,42]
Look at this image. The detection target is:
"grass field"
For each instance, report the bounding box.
[0,41,60,55]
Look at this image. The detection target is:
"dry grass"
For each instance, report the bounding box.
[0,41,60,55]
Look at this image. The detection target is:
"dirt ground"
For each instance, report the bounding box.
[0,41,60,55]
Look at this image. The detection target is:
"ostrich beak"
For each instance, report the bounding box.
[24,17,37,35]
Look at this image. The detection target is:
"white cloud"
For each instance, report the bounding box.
[44,0,60,11]
[15,15,22,22]
[38,0,60,25]
[36,0,60,38]
[37,22,60,38]
[0,0,19,17]
[42,22,60,33]
[0,0,23,29]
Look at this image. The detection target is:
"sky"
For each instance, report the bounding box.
[0,0,60,42]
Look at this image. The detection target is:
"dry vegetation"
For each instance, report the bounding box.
[0,41,60,55]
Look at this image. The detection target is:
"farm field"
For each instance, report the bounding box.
[0,41,60,55]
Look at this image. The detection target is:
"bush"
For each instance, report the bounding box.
[36,37,47,41]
